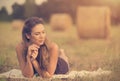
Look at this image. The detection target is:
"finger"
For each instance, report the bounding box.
[30,46,38,52]
[31,54,35,59]
[32,44,40,49]
[31,53,36,58]
[32,51,37,55]
[31,51,38,58]
[28,45,39,56]
[29,44,39,50]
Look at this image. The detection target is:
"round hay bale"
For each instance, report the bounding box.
[11,19,24,30]
[49,13,73,31]
[76,6,111,39]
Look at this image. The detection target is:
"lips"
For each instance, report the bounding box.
[38,40,44,45]
[39,40,44,42]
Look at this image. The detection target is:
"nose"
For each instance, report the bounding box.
[39,33,44,39]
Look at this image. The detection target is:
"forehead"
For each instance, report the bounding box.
[32,24,45,33]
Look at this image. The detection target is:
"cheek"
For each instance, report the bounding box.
[41,33,46,40]
[43,34,46,38]
[30,36,39,42]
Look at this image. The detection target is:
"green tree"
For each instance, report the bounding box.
[24,0,37,18]
[12,3,25,19]
[0,7,11,21]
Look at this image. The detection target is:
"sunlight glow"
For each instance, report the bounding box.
[0,0,47,15]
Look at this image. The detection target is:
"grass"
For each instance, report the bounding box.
[0,22,21,72]
[0,21,120,80]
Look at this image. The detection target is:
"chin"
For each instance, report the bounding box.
[38,42,44,46]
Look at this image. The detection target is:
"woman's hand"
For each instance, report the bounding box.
[27,44,40,60]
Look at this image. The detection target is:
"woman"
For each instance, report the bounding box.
[16,17,69,78]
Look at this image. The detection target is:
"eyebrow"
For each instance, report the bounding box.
[33,30,45,33]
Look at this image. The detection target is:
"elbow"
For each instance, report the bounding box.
[42,72,53,78]
[47,73,53,78]
[22,72,34,78]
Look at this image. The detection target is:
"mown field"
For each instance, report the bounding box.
[0,21,120,81]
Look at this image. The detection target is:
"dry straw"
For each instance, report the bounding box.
[49,13,73,31]
[11,19,24,30]
[76,6,111,39]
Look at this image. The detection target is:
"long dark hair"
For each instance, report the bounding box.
[22,17,50,71]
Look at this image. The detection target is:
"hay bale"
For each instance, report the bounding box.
[49,13,73,31]
[11,19,24,30]
[76,6,111,39]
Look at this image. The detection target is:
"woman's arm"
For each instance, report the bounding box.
[46,43,59,76]
[16,43,34,78]
[31,59,52,78]
[32,43,59,78]
[31,59,42,75]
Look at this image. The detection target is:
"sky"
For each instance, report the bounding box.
[0,0,120,15]
[0,0,47,15]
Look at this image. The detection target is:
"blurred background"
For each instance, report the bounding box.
[0,0,120,81]
[0,0,120,24]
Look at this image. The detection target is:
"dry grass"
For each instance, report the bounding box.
[0,22,120,81]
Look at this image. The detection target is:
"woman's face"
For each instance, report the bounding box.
[27,24,46,46]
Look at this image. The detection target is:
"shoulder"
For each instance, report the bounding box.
[48,42,59,56]
[16,42,25,55]
[45,38,58,50]
[49,42,59,51]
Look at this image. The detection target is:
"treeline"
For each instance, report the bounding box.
[0,0,120,24]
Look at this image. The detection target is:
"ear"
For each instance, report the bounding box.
[25,33,30,39]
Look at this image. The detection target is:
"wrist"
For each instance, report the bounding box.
[30,57,35,62]
[26,53,31,58]
[26,55,31,60]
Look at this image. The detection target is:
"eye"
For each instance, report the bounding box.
[42,31,45,34]
[35,33,40,35]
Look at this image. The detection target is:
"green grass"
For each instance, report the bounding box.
[0,78,6,81]
[0,22,120,80]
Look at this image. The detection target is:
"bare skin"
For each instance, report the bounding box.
[16,24,68,78]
